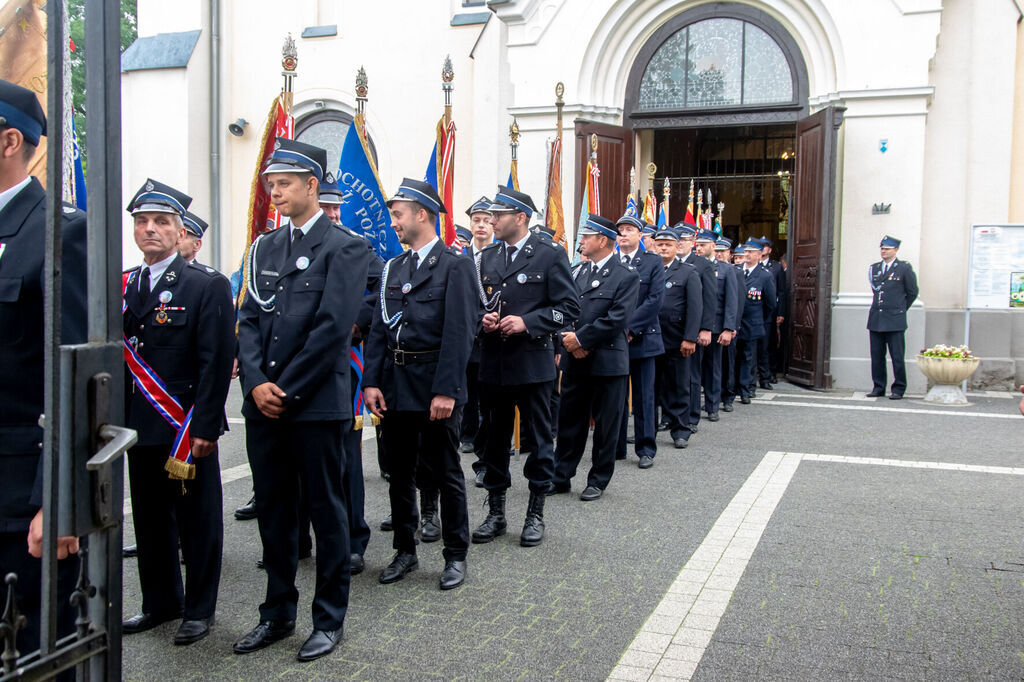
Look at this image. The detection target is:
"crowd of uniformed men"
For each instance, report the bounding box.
[1,78,800,665]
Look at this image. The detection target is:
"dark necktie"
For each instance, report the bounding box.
[408,252,420,281]
[621,254,630,266]
[745,268,751,279]
[506,245,517,270]
[138,266,151,302]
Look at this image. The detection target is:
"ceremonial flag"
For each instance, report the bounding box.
[545,137,566,250]
[71,117,86,210]
[625,193,638,218]
[683,180,697,226]
[571,159,600,264]
[0,0,46,182]
[425,116,457,246]
[337,113,402,260]
[642,190,656,225]
[507,161,519,191]
[656,202,668,229]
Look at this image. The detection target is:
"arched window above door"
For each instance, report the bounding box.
[637,17,795,112]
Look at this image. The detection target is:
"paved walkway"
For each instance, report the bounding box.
[121,383,1024,680]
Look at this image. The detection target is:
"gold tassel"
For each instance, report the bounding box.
[352,414,381,432]
[164,457,196,481]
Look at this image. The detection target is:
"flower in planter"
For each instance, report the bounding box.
[919,344,973,359]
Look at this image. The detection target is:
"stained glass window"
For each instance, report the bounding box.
[637,18,794,111]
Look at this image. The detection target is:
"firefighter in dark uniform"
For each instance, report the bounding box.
[654,229,703,448]
[614,214,664,469]
[179,210,208,265]
[715,238,745,412]
[0,79,85,661]
[675,225,717,434]
[235,138,372,661]
[363,178,478,590]
[472,186,579,546]
[737,239,777,404]
[551,215,640,501]
[867,235,919,399]
[462,195,494,485]
[120,179,234,645]
[758,237,788,384]
[696,229,738,422]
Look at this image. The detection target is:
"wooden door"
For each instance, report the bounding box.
[574,121,634,228]
[785,105,844,388]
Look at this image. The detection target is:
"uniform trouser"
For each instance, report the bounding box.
[757,325,773,383]
[549,375,561,442]
[0,531,77,676]
[246,419,350,631]
[688,345,705,427]
[738,337,762,397]
[722,339,738,405]
[470,379,489,475]
[481,381,555,493]
[381,409,469,561]
[617,357,657,459]
[767,319,780,376]
[127,444,223,620]
[553,373,628,491]
[702,339,723,415]
[344,426,371,557]
[870,330,907,395]
[461,361,481,445]
[658,351,693,441]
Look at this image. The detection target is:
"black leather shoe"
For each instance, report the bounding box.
[548,482,570,495]
[380,514,393,532]
[866,390,885,397]
[889,393,903,400]
[721,403,734,413]
[707,412,720,422]
[759,381,773,390]
[123,611,181,634]
[626,435,635,444]
[688,424,698,434]
[234,495,258,521]
[379,552,418,584]
[420,491,441,543]
[656,420,670,432]
[519,492,545,547]
[350,554,365,575]
[256,558,264,570]
[296,627,343,662]
[638,456,654,469]
[122,544,138,558]
[615,453,627,461]
[740,395,751,404]
[770,374,778,384]
[174,617,213,645]
[580,486,603,501]
[439,560,466,590]
[673,438,688,449]
[471,490,506,544]
[459,441,475,454]
[233,620,296,654]
[474,469,485,488]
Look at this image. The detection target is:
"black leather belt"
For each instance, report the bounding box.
[390,348,441,366]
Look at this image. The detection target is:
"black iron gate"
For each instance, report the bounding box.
[1,0,132,679]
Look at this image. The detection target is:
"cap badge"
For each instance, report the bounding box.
[296,256,310,270]
[517,273,527,284]
[273,140,281,151]
[159,290,173,304]
[145,180,154,191]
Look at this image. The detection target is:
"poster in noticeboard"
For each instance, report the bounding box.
[967,225,1024,309]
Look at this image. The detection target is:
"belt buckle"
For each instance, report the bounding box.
[393,349,406,366]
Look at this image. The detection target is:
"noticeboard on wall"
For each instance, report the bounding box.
[967,224,1024,309]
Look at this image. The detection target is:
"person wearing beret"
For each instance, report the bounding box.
[363,178,478,590]
[0,77,86,666]
[552,215,640,501]
[867,235,918,399]
[614,213,664,469]
[472,186,579,546]
[120,179,235,645]
[736,240,777,404]
[235,138,372,661]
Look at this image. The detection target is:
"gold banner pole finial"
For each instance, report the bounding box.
[555,82,565,137]
[509,117,520,162]
[646,162,657,184]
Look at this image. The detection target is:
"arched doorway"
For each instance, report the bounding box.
[595,2,842,388]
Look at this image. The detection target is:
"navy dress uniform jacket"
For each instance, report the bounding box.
[738,265,777,341]
[560,256,640,377]
[0,178,87,532]
[867,259,918,332]
[238,213,373,421]
[478,234,579,385]
[364,241,480,411]
[123,256,235,446]
[659,260,703,352]
[346,230,385,340]
[681,252,718,332]
[712,259,739,334]
[623,250,665,359]
[764,259,787,319]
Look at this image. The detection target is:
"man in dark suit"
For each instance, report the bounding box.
[235,138,372,661]
[867,235,919,400]
[121,180,235,645]
[178,210,208,267]
[695,230,738,422]
[654,229,703,449]
[675,225,717,434]
[552,215,640,501]
[614,214,664,469]
[472,186,578,546]
[462,196,494,484]
[715,239,745,412]
[363,178,478,590]
[756,237,785,387]
[737,240,777,404]
[0,78,86,663]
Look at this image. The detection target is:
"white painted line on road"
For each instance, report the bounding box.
[227,417,244,425]
[762,399,1019,419]
[610,450,1024,681]
[774,391,885,402]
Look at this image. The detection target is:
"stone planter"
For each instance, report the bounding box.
[915,355,980,405]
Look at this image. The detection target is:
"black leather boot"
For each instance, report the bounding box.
[471,490,506,543]
[420,489,441,543]
[519,492,545,547]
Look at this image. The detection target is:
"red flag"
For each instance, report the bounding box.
[435,117,457,246]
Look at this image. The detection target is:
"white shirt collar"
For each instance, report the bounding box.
[593,251,615,271]
[620,247,639,261]
[140,252,179,291]
[411,236,440,268]
[287,209,324,237]
[0,177,32,215]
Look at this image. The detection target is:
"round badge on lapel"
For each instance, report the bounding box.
[665,281,673,289]
[401,283,412,294]
[296,256,310,270]
[517,273,527,284]
[159,290,173,303]
[591,280,600,288]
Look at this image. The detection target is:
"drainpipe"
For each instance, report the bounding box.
[209,0,221,270]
